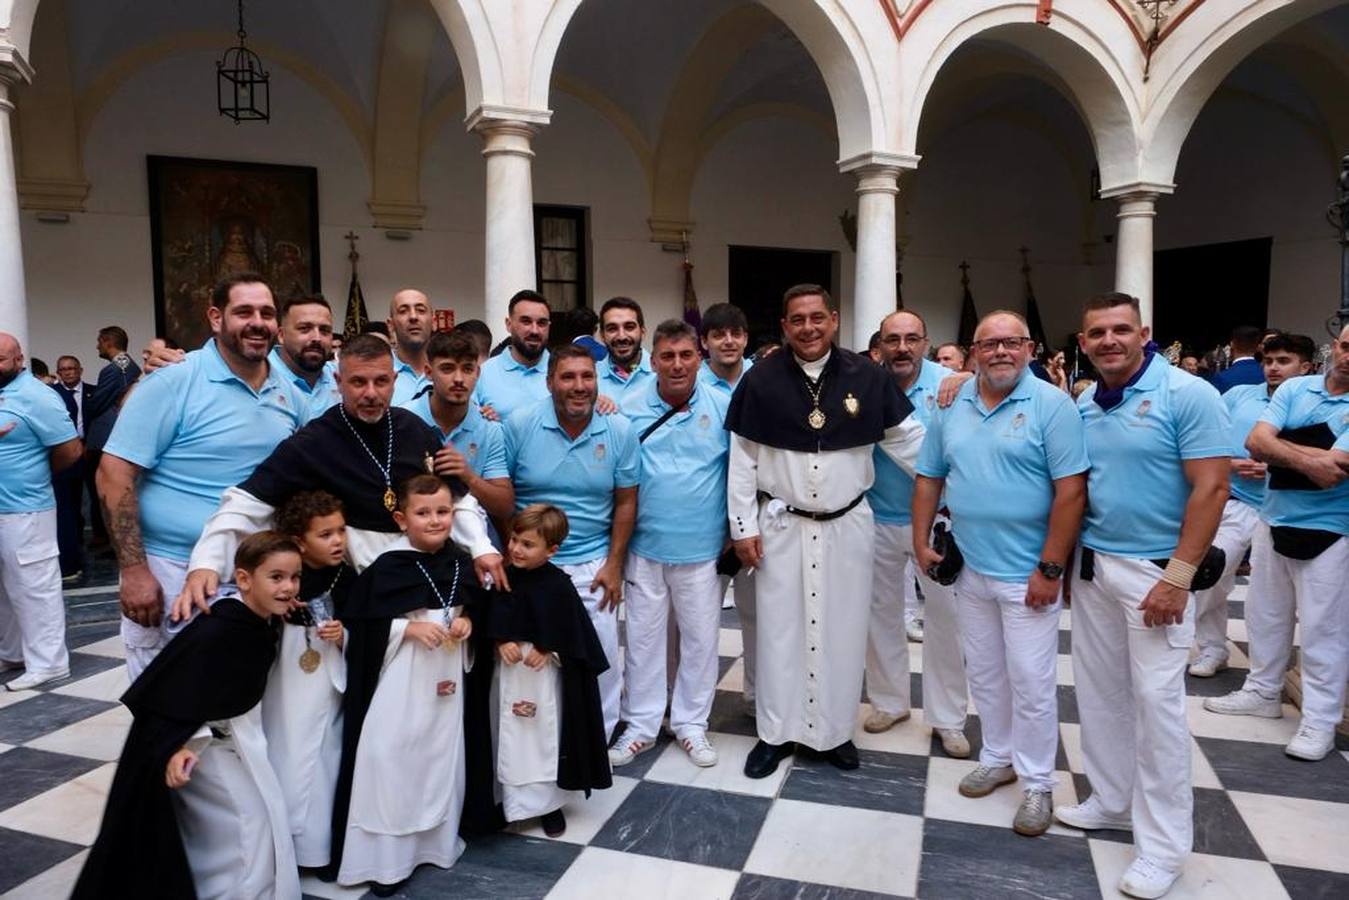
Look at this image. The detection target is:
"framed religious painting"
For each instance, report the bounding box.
[147,155,321,350]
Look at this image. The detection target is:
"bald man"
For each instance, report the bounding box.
[388,289,433,405]
[0,333,84,690]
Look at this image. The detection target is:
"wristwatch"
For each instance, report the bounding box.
[1037,560,1064,580]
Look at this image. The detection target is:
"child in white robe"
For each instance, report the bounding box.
[262,490,351,869]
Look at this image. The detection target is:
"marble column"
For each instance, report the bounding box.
[1104,185,1169,328]
[470,108,549,332]
[840,153,914,351]
[0,48,33,350]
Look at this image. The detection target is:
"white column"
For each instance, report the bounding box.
[469,107,550,331]
[840,152,916,351]
[1102,183,1171,329]
[0,49,33,350]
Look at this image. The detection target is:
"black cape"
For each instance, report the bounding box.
[725,345,913,451]
[486,562,613,794]
[72,598,277,900]
[239,406,466,532]
[326,542,497,874]
[284,562,355,626]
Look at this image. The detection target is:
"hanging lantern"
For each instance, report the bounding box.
[217,0,269,123]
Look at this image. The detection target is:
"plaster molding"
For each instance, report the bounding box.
[0,40,33,85]
[647,218,695,245]
[465,104,552,132]
[16,176,89,212]
[367,199,429,230]
[838,150,919,174]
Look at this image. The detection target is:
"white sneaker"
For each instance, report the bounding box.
[1202,688,1282,718]
[936,728,971,758]
[680,731,718,767]
[5,668,70,691]
[905,617,924,643]
[607,733,653,768]
[1187,652,1228,678]
[1054,795,1133,831]
[1285,722,1335,761]
[1118,856,1180,899]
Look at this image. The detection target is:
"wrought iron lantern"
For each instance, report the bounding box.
[217,0,269,123]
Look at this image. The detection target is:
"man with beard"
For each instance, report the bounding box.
[98,273,312,679]
[271,295,341,416]
[727,284,924,778]
[504,344,640,738]
[862,310,971,759]
[388,289,433,405]
[477,290,552,420]
[597,297,655,402]
[913,311,1088,836]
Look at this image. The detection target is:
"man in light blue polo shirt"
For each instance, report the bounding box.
[1055,293,1230,900]
[1190,332,1315,677]
[863,310,971,758]
[596,297,655,402]
[1205,325,1349,763]
[477,290,551,420]
[402,330,513,525]
[0,333,83,690]
[98,274,310,679]
[697,302,754,398]
[504,343,639,736]
[610,320,730,770]
[388,289,433,405]
[913,311,1087,837]
[269,295,342,417]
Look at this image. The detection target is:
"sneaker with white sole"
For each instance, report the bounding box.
[4,668,69,691]
[936,728,971,758]
[607,734,652,768]
[905,618,924,643]
[1013,789,1053,836]
[1202,688,1282,718]
[957,764,1017,798]
[1118,856,1180,899]
[1054,795,1132,831]
[863,708,911,734]
[1187,652,1228,678]
[1285,722,1335,761]
[680,731,718,767]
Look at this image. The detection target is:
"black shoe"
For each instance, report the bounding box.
[541,809,567,838]
[744,740,794,779]
[823,740,859,770]
[370,880,405,897]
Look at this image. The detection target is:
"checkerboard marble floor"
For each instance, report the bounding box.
[2,580,1347,899]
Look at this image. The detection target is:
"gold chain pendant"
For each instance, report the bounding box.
[383,487,397,511]
[808,407,826,430]
[298,647,320,673]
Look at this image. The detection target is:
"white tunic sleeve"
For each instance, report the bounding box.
[877,415,925,478]
[728,434,762,540]
[187,487,276,577]
[451,492,497,560]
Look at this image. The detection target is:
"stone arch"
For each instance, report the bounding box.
[898,2,1144,192]
[0,0,42,60]
[1141,0,1349,186]
[425,0,500,117]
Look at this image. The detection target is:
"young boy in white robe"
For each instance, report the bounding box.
[489,504,612,838]
[262,490,352,870]
[328,474,482,896]
[74,531,304,900]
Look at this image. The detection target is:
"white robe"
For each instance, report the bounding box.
[260,622,346,867]
[493,643,576,822]
[173,705,301,900]
[726,417,923,751]
[337,605,469,886]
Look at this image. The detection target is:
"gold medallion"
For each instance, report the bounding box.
[298,647,321,673]
[844,393,860,417]
[383,487,397,512]
[424,452,436,474]
[808,407,826,430]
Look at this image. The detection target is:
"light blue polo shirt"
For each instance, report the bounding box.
[1079,355,1230,558]
[916,368,1088,582]
[391,356,430,406]
[104,340,309,561]
[597,353,655,403]
[268,347,341,418]
[402,392,509,480]
[504,397,640,565]
[0,370,79,513]
[1223,382,1270,510]
[869,358,945,527]
[1257,374,1349,534]
[623,381,730,564]
[477,348,550,421]
[697,358,752,398]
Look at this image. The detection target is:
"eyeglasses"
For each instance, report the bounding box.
[972,337,1032,353]
[880,334,927,348]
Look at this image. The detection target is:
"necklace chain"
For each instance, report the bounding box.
[415,558,462,626]
[339,407,394,490]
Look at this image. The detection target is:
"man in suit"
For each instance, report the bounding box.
[1211,326,1266,395]
[85,327,141,549]
[52,357,95,582]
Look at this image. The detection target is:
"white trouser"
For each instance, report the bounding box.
[621,554,722,742]
[122,554,189,682]
[732,569,756,703]
[0,510,70,675]
[1242,524,1349,733]
[954,568,1060,791]
[560,558,622,739]
[903,560,921,624]
[1071,551,1192,870]
[1193,499,1259,660]
[865,522,967,728]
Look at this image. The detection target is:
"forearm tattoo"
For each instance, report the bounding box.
[104,488,147,568]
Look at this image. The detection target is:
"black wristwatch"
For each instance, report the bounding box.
[1037,560,1064,580]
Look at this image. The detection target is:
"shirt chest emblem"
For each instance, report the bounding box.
[699,414,711,430]
[1136,399,1151,418]
[467,441,479,461]
[594,443,607,462]
[925,395,935,412]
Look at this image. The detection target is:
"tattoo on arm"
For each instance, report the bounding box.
[104,488,147,568]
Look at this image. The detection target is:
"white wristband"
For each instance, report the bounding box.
[1160,557,1197,591]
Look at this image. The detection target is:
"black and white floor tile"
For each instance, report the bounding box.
[1,579,1347,899]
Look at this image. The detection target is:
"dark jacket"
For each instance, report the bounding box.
[86,352,141,451]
